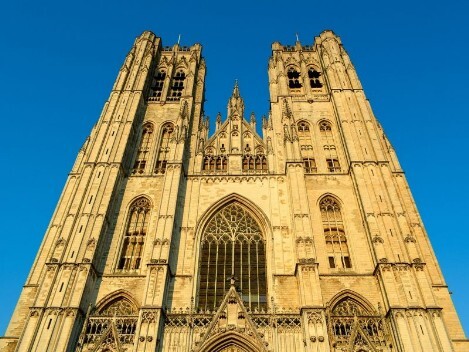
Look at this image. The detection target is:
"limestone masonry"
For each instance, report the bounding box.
[1,30,467,352]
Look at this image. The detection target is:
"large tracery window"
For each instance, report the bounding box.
[155,123,174,174]
[320,197,351,269]
[132,123,153,174]
[117,198,150,271]
[199,202,267,312]
[167,70,185,101]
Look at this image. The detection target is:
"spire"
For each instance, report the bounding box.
[215,112,222,131]
[250,112,256,129]
[227,80,244,118]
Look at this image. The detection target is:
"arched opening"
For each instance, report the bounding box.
[198,201,267,312]
[327,292,391,351]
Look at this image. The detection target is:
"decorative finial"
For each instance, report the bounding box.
[232,79,240,98]
[295,33,300,42]
[177,34,181,45]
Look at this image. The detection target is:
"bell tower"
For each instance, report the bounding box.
[1,31,206,352]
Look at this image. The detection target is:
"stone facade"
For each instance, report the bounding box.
[1,30,468,352]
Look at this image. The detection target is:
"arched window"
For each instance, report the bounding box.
[319,121,333,138]
[242,153,268,173]
[149,70,166,101]
[155,123,174,174]
[199,202,267,311]
[83,296,138,346]
[117,198,150,271]
[287,67,302,89]
[167,70,185,101]
[202,155,227,172]
[328,296,389,350]
[132,123,153,174]
[298,121,310,135]
[308,68,323,88]
[320,121,341,173]
[298,121,316,174]
[320,197,351,269]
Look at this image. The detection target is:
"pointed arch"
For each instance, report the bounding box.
[155,122,174,174]
[117,197,151,271]
[327,290,376,316]
[195,194,270,312]
[319,195,351,269]
[286,66,302,90]
[196,193,272,237]
[318,120,341,172]
[149,68,166,101]
[167,69,186,101]
[307,66,323,88]
[199,331,265,352]
[132,122,154,174]
[327,291,390,351]
[297,120,316,173]
[95,290,140,316]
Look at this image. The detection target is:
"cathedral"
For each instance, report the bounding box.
[2,30,468,352]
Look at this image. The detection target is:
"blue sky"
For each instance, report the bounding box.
[1,0,468,336]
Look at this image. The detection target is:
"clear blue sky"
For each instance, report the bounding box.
[1,0,468,336]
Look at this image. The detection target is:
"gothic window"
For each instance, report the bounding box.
[242,154,268,173]
[287,67,302,90]
[303,158,317,173]
[167,70,185,101]
[328,296,389,350]
[83,296,138,346]
[298,121,315,173]
[308,68,323,88]
[203,155,227,172]
[298,121,310,135]
[320,197,351,269]
[319,121,333,138]
[117,198,150,271]
[149,70,166,101]
[199,202,267,311]
[326,158,341,172]
[155,123,173,174]
[320,121,341,172]
[132,123,153,174]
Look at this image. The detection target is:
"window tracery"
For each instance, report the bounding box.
[320,197,351,269]
[203,155,228,172]
[82,297,138,347]
[199,202,267,312]
[242,152,268,173]
[328,296,391,351]
[132,123,153,174]
[155,123,173,174]
[117,198,150,271]
[167,70,185,101]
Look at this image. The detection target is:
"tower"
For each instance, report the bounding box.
[1,30,467,352]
